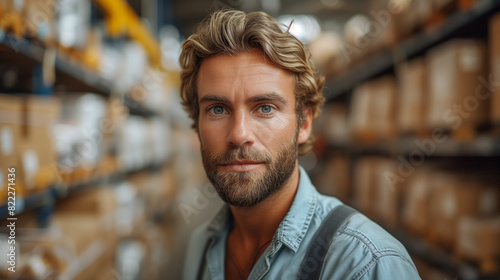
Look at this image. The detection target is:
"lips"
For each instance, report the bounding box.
[221,160,264,172]
[224,160,262,165]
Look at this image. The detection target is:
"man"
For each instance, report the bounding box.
[180,9,420,280]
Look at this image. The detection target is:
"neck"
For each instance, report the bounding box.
[228,163,300,247]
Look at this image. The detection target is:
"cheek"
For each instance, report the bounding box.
[253,113,297,145]
[199,124,221,149]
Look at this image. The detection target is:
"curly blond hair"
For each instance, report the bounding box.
[179,9,325,155]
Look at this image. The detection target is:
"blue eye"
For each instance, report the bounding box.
[259,105,273,114]
[210,106,225,115]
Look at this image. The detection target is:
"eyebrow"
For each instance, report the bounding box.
[199,92,288,105]
[247,92,287,105]
[199,95,230,104]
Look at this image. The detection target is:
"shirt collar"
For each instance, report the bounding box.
[275,166,317,253]
[205,166,318,253]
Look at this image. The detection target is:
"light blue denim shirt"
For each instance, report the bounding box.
[183,166,421,280]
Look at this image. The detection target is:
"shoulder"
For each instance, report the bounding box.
[313,195,420,279]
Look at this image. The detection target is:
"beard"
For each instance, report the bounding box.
[201,131,299,207]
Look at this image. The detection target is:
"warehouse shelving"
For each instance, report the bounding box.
[0,161,167,226]
[0,30,163,117]
[318,1,500,279]
[0,31,110,94]
[324,0,500,100]
[0,0,172,228]
[328,136,500,157]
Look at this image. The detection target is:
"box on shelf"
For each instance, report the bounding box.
[23,0,58,41]
[0,94,24,202]
[349,82,375,143]
[56,0,91,49]
[5,211,116,280]
[0,94,23,166]
[349,76,397,143]
[428,171,499,248]
[308,32,343,74]
[321,103,350,144]
[52,93,108,179]
[367,0,401,50]
[426,40,489,134]
[55,187,117,218]
[396,58,428,135]
[0,0,25,36]
[373,158,400,228]
[490,13,500,124]
[313,154,350,201]
[19,95,60,192]
[3,0,25,13]
[401,168,432,235]
[0,94,59,196]
[456,216,500,274]
[113,181,147,237]
[352,157,381,216]
[51,213,116,280]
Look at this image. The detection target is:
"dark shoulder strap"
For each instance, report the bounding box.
[298,204,358,280]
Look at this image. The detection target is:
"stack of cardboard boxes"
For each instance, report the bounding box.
[0,94,60,204]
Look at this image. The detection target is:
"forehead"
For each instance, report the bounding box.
[196,52,294,100]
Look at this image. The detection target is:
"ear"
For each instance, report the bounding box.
[298,108,313,144]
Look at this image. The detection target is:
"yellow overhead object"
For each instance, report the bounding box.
[93,0,161,67]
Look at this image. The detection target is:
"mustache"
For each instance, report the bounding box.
[210,146,272,165]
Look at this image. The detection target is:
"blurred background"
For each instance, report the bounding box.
[0,0,499,279]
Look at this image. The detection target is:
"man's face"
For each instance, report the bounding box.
[196,52,311,207]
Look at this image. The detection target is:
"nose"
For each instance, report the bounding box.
[228,110,254,147]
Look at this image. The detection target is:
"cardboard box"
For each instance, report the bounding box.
[322,103,350,144]
[456,216,500,260]
[426,40,489,129]
[55,187,117,218]
[0,94,23,165]
[4,0,25,13]
[352,157,380,216]
[372,76,397,140]
[23,0,58,40]
[51,213,116,280]
[490,13,500,123]
[401,169,432,235]
[349,76,397,143]
[314,154,350,201]
[0,94,25,202]
[349,82,375,143]
[19,95,60,192]
[396,58,427,134]
[428,172,499,248]
[373,158,400,228]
